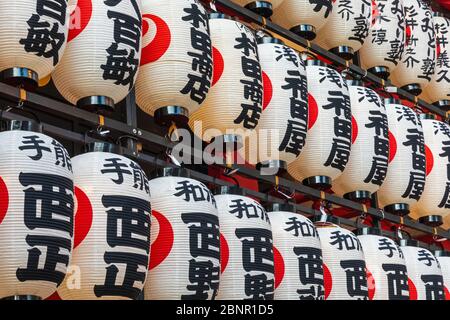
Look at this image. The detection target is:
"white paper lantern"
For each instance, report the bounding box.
[242,37,308,173]
[287,61,352,190]
[57,146,151,300]
[434,251,450,300]
[267,205,324,300]
[315,0,372,59]
[52,0,142,112]
[315,221,368,300]
[0,123,74,299]
[231,0,284,18]
[400,241,445,300]
[357,229,409,300]
[144,168,220,300]
[0,0,69,86]
[189,14,263,145]
[135,0,212,125]
[272,0,333,40]
[215,188,274,300]
[377,100,426,216]
[332,83,389,202]
[391,0,435,95]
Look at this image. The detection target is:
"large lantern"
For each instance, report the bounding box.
[272,0,333,40]
[391,0,435,96]
[315,217,368,300]
[400,240,445,300]
[135,0,212,126]
[359,0,405,79]
[57,143,151,300]
[414,117,450,227]
[434,251,450,300]
[144,168,220,300]
[243,37,308,174]
[357,228,409,300]
[0,0,69,88]
[0,120,74,299]
[267,204,324,300]
[287,61,352,190]
[52,0,142,113]
[315,0,372,60]
[332,82,389,202]
[189,14,263,147]
[230,0,284,18]
[215,187,274,300]
[377,100,426,216]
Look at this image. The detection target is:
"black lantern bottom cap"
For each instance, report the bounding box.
[368,66,390,80]
[302,176,331,190]
[0,67,38,90]
[4,119,42,133]
[256,160,287,175]
[212,134,243,152]
[290,24,316,41]
[245,1,273,18]
[154,106,189,127]
[85,141,122,155]
[433,100,450,112]
[419,215,443,227]
[384,203,410,216]
[401,83,422,96]
[77,96,115,114]
[330,46,354,61]
[2,295,41,300]
[344,190,372,202]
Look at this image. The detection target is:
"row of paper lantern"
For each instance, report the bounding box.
[0,128,448,300]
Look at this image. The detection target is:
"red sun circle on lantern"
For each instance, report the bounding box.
[323,263,332,299]
[220,233,230,273]
[68,0,92,42]
[149,210,174,270]
[0,177,9,225]
[212,47,224,86]
[388,130,397,163]
[366,269,376,300]
[141,14,171,66]
[351,116,358,144]
[262,71,273,111]
[408,278,418,300]
[73,186,93,249]
[308,93,319,129]
[273,246,285,289]
[424,145,434,176]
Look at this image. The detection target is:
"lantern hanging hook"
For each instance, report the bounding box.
[209,0,217,12]
[165,148,182,167]
[274,180,294,200]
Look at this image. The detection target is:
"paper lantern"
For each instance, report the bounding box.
[57,144,151,300]
[52,0,142,113]
[144,168,220,300]
[434,251,450,300]
[189,14,263,146]
[287,61,352,190]
[315,0,372,59]
[357,228,409,300]
[315,219,368,300]
[425,14,450,109]
[400,241,445,300]
[230,0,284,18]
[391,0,435,96]
[359,0,405,79]
[215,187,274,300]
[243,37,308,173]
[135,0,212,126]
[272,0,333,40]
[377,100,426,216]
[0,0,69,87]
[0,120,74,299]
[267,204,324,300]
[332,82,388,202]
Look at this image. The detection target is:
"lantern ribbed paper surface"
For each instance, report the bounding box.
[357,234,409,300]
[145,176,220,300]
[287,63,352,186]
[135,0,212,119]
[377,102,426,213]
[189,16,263,142]
[0,0,69,80]
[401,245,445,300]
[0,130,74,299]
[316,224,368,300]
[391,0,435,92]
[333,85,389,199]
[435,255,450,299]
[52,0,142,106]
[57,151,151,300]
[216,194,274,300]
[243,39,308,167]
[268,211,324,300]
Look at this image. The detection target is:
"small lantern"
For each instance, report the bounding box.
[267,203,324,300]
[0,119,74,300]
[144,168,220,300]
[272,0,333,40]
[332,81,389,202]
[357,228,409,300]
[434,251,450,300]
[52,0,142,113]
[135,0,212,126]
[57,142,151,300]
[400,240,445,300]
[0,0,69,88]
[215,186,274,300]
[287,61,352,190]
[377,99,426,216]
[231,0,284,18]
